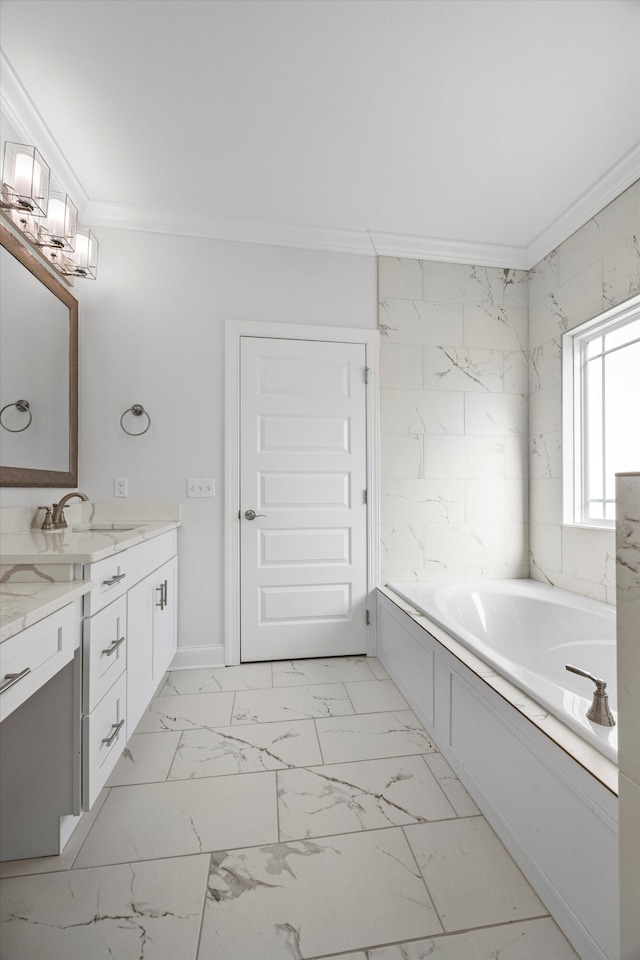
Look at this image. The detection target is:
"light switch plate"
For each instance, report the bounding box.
[187,478,215,497]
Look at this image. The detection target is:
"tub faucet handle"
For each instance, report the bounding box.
[565,664,616,727]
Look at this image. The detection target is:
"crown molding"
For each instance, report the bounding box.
[85,201,377,256]
[525,143,640,268]
[369,230,528,270]
[0,49,89,215]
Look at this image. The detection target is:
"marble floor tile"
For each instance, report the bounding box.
[0,855,208,960]
[422,752,481,817]
[134,691,234,733]
[404,816,546,932]
[168,719,323,779]
[272,656,375,686]
[160,662,272,694]
[106,731,181,786]
[74,772,278,868]
[232,683,354,724]
[345,678,410,713]
[198,828,442,960]
[315,710,436,763]
[366,917,579,959]
[277,755,456,840]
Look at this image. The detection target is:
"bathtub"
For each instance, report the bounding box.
[387,578,617,762]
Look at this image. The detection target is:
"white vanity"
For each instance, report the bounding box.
[0,503,180,861]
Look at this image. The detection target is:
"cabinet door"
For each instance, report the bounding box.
[153,556,178,685]
[126,573,155,733]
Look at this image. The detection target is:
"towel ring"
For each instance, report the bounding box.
[120,403,151,436]
[0,399,32,433]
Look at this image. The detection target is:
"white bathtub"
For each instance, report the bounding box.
[388,578,618,762]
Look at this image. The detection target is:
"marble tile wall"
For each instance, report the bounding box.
[615,472,640,960]
[379,258,529,583]
[528,181,640,603]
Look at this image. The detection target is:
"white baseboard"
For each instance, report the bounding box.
[169,644,226,670]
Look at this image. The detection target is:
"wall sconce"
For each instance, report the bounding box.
[0,140,98,280]
[1,142,50,217]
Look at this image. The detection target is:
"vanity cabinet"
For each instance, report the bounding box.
[81,530,178,808]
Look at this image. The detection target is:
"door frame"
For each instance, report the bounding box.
[224,319,379,666]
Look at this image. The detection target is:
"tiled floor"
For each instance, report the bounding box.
[0,656,579,959]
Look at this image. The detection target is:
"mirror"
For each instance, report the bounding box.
[0,221,78,487]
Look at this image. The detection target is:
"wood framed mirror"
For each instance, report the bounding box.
[0,220,78,487]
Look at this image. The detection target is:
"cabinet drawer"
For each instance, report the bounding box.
[83,672,127,810]
[84,531,177,615]
[83,596,127,712]
[0,602,80,722]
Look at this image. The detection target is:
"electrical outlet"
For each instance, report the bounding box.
[114,477,128,498]
[187,478,215,498]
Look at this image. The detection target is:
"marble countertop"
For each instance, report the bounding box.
[0,520,181,565]
[1,579,93,644]
[377,585,618,795]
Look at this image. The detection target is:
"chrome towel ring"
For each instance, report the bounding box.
[120,403,151,436]
[0,399,32,432]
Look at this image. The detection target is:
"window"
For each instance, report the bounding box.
[563,293,640,527]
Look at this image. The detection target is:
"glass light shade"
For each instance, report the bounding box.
[37,184,78,252]
[58,227,98,279]
[1,142,50,216]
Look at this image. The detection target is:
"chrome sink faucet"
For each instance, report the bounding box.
[47,491,90,529]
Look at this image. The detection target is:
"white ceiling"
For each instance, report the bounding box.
[1,0,639,266]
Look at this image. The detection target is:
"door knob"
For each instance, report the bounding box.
[244,509,267,520]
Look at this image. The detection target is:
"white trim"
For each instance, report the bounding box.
[0,51,89,216]
[169,644,226,670]
[224,320,379,666]
[526,143,640,268]
[369,230,528,270]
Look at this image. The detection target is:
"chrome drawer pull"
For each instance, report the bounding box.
[103,572,126,587]
[156,579,168,610]
[103,636,125,657]
[102,718,125,747]
[0,667,31,695]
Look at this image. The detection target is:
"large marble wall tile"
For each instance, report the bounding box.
[505,436,528,479]
[465,479,527,523]
[603,234,640,308]
[529,478,563,527]
[529,522,562,577]
[378,257,423,299]
[381,434,423,478]
[423,346,504,392]
[0,855,209,960]
[528,248,559,305]
[530,432,562,479]
[503,348,529,393]
[422,261,506,305]
[464,392,528,437]
[380,298,464,345]
[463,304,527,351]
[502,268,529,308]
[380,389,464,435]
[423,436,505,479]
[424,523,506,567]
[276,756,455,841]
[562,525,616,588]
[381,479,465,523]
[504,523,529,567]
[529,337,561,392]
[529,384,561,436]
[380,343,424,388]
[381,523,426,572]
[199,828,442,959]
[616,474,640,784]
[529,261,602,348]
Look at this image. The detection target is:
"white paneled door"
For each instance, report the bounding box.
[240,337,368,662]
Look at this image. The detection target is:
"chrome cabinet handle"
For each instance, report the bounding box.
[156,579,168,610]
[0,667,31,695]
[103,635,125,657]
[102,718,125,746]
[244,509,267,521]
[103,573,126,587]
